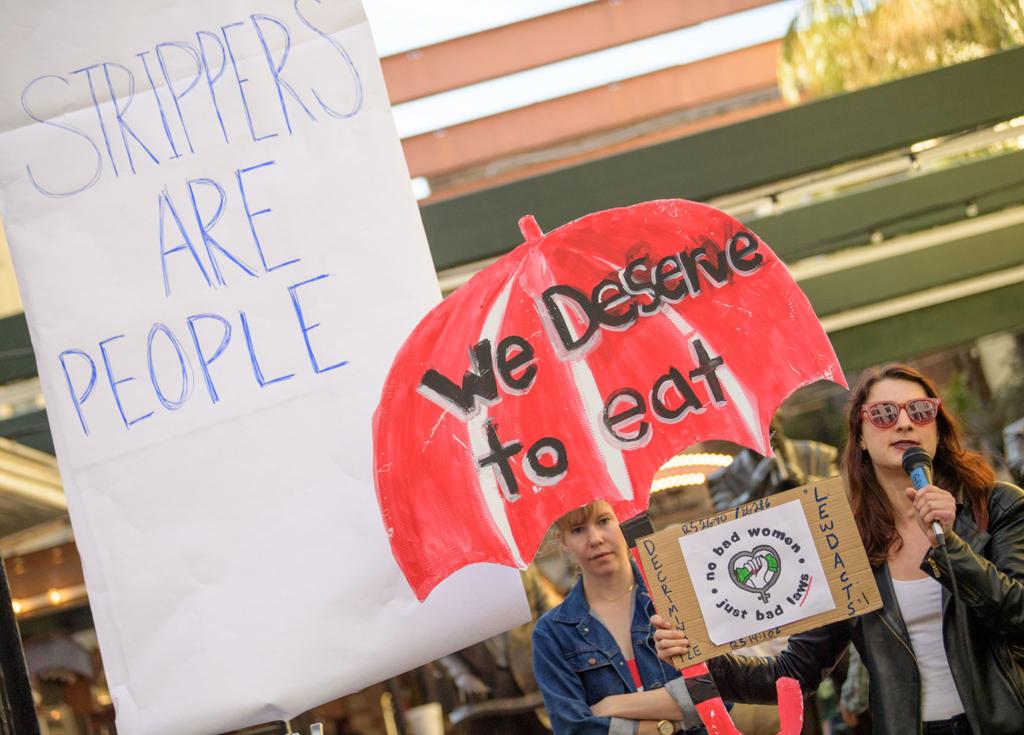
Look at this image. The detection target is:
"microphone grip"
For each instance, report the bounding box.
[908,465,930,491]
[909,465,945,544]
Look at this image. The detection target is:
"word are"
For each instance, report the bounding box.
[159,159,299,296]
[541,233,763,356]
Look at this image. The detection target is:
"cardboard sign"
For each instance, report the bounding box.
[375,204,846,600]
[637,477,881,666]
[0,2,529,734]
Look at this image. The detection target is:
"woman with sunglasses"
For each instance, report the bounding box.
[652,364,1024,735]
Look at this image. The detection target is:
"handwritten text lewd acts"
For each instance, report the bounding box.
[418,232,765,502]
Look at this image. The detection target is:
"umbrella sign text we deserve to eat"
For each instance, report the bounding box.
[374,200,847,600]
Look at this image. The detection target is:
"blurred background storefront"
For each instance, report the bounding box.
[2,1,1023,732]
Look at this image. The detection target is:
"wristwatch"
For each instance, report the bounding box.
[656,720,674,735]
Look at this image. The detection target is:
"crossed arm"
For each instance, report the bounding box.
[533,620,689,734]
[591,687,685,733]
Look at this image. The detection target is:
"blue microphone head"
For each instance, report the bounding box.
[901,445,932,474]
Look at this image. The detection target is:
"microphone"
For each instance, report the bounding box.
[901,446,945,546]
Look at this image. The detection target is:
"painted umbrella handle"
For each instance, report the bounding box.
[773,676,804,735]
[679,663,803,735]
[680,662,742,735]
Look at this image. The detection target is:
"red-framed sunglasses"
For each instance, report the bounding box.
[862,398,941,428]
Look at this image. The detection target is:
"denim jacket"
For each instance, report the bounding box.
[533,562,701,735]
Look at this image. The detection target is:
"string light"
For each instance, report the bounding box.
[659,453,732,470]
[6,584,87,616]
[651,473,706,493]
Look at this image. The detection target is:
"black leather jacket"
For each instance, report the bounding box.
[706,482,1024,734]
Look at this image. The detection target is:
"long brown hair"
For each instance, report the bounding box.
[842,364,995,565]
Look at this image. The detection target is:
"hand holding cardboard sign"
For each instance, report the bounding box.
[651,614,690,662]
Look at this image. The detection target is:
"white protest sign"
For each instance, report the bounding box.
[678,500,834,644]
[0,2,530,733]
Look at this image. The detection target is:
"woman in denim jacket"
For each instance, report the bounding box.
[532,500,703,735]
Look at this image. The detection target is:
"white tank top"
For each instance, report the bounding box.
[892,577,966,721]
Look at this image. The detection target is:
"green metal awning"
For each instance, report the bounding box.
[418,46,1024,377]
[421,47,1024,271]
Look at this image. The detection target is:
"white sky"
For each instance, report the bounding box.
[363,0,592,56]
[361,1,801,139]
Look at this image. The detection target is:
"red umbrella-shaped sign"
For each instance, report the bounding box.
[374,200,845,601]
